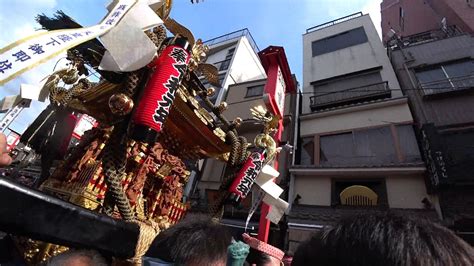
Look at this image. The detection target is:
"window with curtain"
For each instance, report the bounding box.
[415,60,474,95]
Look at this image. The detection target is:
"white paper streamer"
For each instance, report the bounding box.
[245,188,266,232]
[251,164,290,225]
[263,194,289,225]
[99,0,163,72]
[255,165,283,198]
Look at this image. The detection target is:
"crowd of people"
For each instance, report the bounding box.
[42,213,474,266]
[0,134,473,265]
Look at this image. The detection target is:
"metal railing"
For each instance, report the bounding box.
[421,74,474,96]
[204,28,259,54]
[389,25,463,49]
[310,81,391,109]
[306,12,363,33]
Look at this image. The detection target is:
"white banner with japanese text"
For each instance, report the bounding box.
[0,0,136,86]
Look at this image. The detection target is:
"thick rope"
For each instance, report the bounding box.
[238,136,248,165]
[127,221,160,265]
[226,131,239,166]
[102,123,134,221]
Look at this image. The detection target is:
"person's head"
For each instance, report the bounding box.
[47,249,107,266]
[293,213,474,266]
[243,233,284,266]
[150,216,232,266]
[246,248,282,266]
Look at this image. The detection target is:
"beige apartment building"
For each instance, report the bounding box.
[287,13,437,252]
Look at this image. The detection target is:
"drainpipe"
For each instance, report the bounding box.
[288,90,301,212]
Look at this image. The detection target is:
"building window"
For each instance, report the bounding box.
[396,125,422,163]
[245,85,264,98]
[218,73,226,86]
[320,127,397,167]
[415,60,474,95]
[219,48,235,71]
[332,179,387,207]
[300,137,314,165]
[311,27,368,57]
[317,125,422,167]
[399,7,405,31]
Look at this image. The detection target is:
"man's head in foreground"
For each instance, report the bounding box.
[293,213,474,266]
[47,249,107,266]
[150,216,232,266]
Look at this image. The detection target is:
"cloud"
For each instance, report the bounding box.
[362,0,383,39]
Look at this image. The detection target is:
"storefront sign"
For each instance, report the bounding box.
[421,124,448,189]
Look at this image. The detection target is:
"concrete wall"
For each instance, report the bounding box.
[294,176,332,206]
[386,175,428,209]
[293,174,428,208]
[300,98,413,136]
[200,158,226,183]
[216,37,267,104]
[302,14,402,114]
[224,78,295,122]
[224,79,267,121]
[389,35,474,127]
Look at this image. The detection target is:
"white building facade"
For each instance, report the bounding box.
[200,29,267,104]
[190,29,268,210]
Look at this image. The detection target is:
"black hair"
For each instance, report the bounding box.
[47,249,107,266]
[149,216,232,265]
[293,213,474,266]
[245,247,273,266]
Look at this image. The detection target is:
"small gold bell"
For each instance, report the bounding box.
[207,87,215,97]
[108,93,134,116]
[218,102,228,113]
[233,117,242,127]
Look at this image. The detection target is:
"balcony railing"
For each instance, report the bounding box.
[306,12,363,33]
[204,28,259,55]
[421,74,474,96]
[389,25,463,49]
[310,81,391,110]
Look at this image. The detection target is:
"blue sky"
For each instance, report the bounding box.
[0,0,382,133]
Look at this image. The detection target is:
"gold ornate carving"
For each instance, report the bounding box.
[164,18,195,47]
[14,238,69,265]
